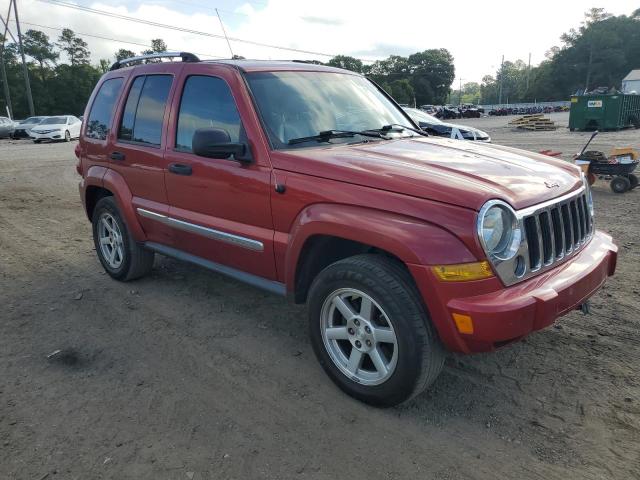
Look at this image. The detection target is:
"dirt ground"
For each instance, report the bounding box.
[1,114,639,480]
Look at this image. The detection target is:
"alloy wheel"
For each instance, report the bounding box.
[98,212,124,269]
[320,288,398,385]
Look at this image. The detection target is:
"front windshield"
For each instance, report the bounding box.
[41,116,66,125]
[246,71,415,148]
[22,117,45,124]
[405,108,443,125]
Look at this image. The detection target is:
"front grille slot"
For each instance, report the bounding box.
[539,211,553,264]
[550,208,564,259]
[569,200,580,244]
[524,216,541,270]
[521,191,592,274]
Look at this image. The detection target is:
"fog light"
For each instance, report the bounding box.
[452,313,474,334]
[431,261,494,282]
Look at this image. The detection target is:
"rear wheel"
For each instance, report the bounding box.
[610,176,631,194]
[628,174,638,190]
[92,196,154,281]
[308,254,444,407]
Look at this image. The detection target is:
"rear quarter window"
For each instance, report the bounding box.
[86,77,124,140]
[118,75,172,146]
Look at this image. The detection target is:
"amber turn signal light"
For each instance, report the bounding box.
[431,261,494,282]
[452,313,474,334]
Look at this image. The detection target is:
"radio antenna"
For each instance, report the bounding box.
[215,8,234,58]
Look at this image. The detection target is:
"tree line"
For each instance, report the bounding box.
[0,30,170,118]
[460,8,640,105]
[1,7,637,118]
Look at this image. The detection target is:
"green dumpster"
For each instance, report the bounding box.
[569,94,640,131]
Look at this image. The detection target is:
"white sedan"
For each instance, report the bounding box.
[30,115,82,142]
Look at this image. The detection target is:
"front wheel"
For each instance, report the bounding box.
[308,254,444,407]
[64,130,71,142]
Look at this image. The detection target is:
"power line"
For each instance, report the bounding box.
[36,0,342,59]
[15,20,227,59]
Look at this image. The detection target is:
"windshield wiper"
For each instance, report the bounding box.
[287,129,384,145]
[371,124,430,137]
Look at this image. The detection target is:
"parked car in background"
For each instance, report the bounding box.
[13,116,47,138]
[0,116,15,138]
[404,108,491,142]
[76,54,616,407]
[30,115,82,143]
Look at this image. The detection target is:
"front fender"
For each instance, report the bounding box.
[284,203,477,290]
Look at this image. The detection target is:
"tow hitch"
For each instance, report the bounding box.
[577,301,591,315]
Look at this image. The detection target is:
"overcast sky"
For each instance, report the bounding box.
[8,0,637,83]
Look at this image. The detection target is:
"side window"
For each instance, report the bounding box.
[176,75,242,152]
[118,75,172,146]
[85,77,124,140]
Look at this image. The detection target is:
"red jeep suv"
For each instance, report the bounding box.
[76,52,617,406]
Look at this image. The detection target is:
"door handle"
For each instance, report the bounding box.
[168,163,192,176]
[110,151,125,161]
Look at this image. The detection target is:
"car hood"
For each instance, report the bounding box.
[271,136,582,211]
[437,121,488,137]
[32,124,64,131]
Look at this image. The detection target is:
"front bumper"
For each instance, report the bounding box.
[409,231,617,353]
[30,131,63,140]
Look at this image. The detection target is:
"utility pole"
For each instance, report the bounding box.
[458,77,463,106]
[526,52,531,91]
[0,2,12,118]
[498,55,504,105]
[12,0,34,116]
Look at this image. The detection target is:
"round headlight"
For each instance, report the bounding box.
[478,203,520,260]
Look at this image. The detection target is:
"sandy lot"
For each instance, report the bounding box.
[1,116,639,480]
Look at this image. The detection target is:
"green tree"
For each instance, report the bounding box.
[57,28,90,65]
[23,30,59,81]
[406,49,455,105]
[387,79,415,104]
[327,55,363,73]
[115,48,136,61]
[142,38,167,55]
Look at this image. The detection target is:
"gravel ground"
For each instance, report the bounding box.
[1,117,639,480]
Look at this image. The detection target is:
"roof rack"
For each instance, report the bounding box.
[110,51,200,71]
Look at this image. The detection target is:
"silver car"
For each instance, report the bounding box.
[12,116,48,139]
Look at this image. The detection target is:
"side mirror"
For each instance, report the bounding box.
[192,128,251,163]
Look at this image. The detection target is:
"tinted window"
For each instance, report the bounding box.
[86,78,123,140]
[119,75,172,146]
[41,116,67,125]
[176,76,241,152]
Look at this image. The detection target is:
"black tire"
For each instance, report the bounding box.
[33,139,41,144]
[628,174,638,190]
[92,196,154,281]
[64,130,70,142]
[610,176,631,194]
[308,254,444,407]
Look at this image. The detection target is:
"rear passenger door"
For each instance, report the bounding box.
[163,69,276,281]
[111,70,177,245]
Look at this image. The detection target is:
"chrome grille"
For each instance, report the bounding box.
[522,190,593,273]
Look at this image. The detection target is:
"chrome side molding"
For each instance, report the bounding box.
[137,208,264,252]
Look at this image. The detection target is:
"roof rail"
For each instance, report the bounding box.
[110,51,200,71]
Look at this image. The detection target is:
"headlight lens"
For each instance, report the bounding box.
[479,203,521,260]
[583,174,594,216]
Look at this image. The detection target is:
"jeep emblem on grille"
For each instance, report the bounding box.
[545,181,560,188]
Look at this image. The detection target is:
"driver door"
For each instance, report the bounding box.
[163,67,276,281]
